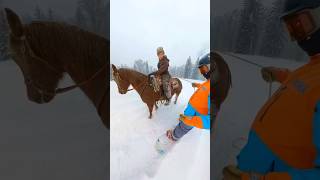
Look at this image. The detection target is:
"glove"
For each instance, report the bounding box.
[223,165,263,180]
[223,165,242,180]
[179,114,190,122]
[261,67,276,83]
[192,83,200,88]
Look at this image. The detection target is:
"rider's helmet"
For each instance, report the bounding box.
[281,0,320,55]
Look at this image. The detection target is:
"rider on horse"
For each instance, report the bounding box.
[148,47,172,105]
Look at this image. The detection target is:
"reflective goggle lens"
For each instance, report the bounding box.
[284,10,317,41]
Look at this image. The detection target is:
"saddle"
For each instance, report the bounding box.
[150,76,179,93]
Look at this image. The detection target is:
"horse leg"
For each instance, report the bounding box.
[147,103,154,119]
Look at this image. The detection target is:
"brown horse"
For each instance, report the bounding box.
[5,8,109,128]
[111,64,182,119]
[212,51,232,112]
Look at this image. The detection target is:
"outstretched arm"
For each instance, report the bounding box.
[261,67,291,84]
[180,95,211,129]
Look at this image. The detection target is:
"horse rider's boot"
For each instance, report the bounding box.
[164,89,172,106]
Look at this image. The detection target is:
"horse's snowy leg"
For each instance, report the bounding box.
[148,104,153,119]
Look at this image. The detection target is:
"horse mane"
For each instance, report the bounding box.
[23,21,109,70]
[213,51,232,87]
[118,68,147,79]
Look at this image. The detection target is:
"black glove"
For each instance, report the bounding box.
[261,67,276,83]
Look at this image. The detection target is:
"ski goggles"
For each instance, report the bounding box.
[199,64,210,74]
[282,7,320,41]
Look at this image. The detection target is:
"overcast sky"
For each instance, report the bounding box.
[111,0,210,67]
[2,0,77,18]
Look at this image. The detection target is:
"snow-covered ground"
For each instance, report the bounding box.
[110,78,210,180]
[0,60,108,180]
[212,52,303,179]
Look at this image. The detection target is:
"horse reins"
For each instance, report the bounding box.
[223,52,273,98]
[113,71,149,94]
[18,34,108,96]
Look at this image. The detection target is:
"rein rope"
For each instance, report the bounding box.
[113,71,149,94]
[223,52,273,98]
[19,35,107,95]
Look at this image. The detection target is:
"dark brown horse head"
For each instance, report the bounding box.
[5,8,64,104]
[111,64,131,94]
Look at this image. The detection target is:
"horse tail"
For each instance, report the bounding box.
[5,8,24,38]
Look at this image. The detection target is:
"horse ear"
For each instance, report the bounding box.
[5,8,24,38]
[111,64,118,72]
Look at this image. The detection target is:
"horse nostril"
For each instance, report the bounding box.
[25,78,31,84]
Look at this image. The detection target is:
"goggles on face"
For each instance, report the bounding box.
[282,7,320,41]
[199,64,210,74]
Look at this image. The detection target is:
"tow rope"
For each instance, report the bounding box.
[223,52,273,98]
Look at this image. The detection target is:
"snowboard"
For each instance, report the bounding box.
[155,132,176,155]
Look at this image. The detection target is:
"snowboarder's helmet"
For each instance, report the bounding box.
[198,53,210,69]
[281,0,320,41]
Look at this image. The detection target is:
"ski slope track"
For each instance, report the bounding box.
[111,78,210,180]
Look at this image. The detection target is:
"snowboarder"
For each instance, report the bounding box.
[223,0,320,179]
[148,47,172,106]
[155,52,211,154]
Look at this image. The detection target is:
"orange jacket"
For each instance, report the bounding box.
[182,80,211,129]
[247,55,320,179]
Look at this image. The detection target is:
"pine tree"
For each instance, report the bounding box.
[259,0,286,57]
[235,0,264,54]
[76,0,108,37]
[75,6,87,29]
[145,61,149,74]
[184,57,193,79]
[34,5,46,20]
[191,58,200,80]
[0,5,9,60]
[47,8,54,21]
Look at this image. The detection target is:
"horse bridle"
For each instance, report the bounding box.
[11,33,109,116]
[17,34,108,97]
[113,71,149,94]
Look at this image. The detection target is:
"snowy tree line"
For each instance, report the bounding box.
[212,0,308,61]
[111,56,204,80]
[0,0,109,61]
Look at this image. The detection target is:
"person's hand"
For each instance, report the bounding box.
[261,67,276,83]
[192,83,199,88]
[223,165,263,180]
[223,165,242,180]
[179,114,190,122]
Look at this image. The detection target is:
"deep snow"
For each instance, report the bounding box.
[0,60,108,180]
[110,78,210,180]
